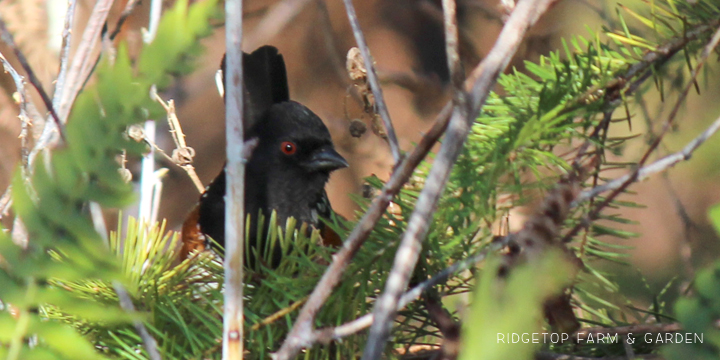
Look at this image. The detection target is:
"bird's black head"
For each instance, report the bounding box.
[245,101,347,225]
[249,101,347,174]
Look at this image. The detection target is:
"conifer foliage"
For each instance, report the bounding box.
[0,0,720,359]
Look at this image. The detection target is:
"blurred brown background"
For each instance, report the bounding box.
[0,0,719,300]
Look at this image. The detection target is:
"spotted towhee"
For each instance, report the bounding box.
[180,46,348,261]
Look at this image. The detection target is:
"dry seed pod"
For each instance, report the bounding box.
[346,47,367,82]
[127,124,145,142]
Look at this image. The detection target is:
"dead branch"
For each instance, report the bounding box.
[0,18,64,141]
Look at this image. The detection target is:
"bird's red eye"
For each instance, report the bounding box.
[281,141,297,155]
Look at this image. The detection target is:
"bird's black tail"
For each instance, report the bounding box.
[221,46,289,128]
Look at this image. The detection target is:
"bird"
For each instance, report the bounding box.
[180,46,348,264]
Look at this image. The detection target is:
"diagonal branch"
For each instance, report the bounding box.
[441,0,463,94]
[54,0,78,111]
[0,52,32,171]
[314,236,510,344]
[361,0,559,357]
[55,0,113,123]
[341,0,402,163]
[0,18,65,142]
[576,112,720,206]
[29,0,114,168]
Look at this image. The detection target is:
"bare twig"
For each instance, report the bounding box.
[0,18,65,142]
[441,0,463,92]
[245,0,313,50]
[144,0,163,43]
[114,282,163,360]
[55,0,112,123]
[575,113,720,205]
[0,51,32,171]
[55,0,78,108]
[362,1,558,357]
[341,0,401,163]
[0,49,36,246]
[89,201,162,360]
[314,236,510,344]
[29,0,114,168]
[110,0,141,40]
[151,90,205,193]
[139,120,157,223]
[223,0,246,357]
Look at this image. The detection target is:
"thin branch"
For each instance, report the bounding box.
[0,18,65,142]
[143,0,163,43]
[575,112,720,205]
[90,201,162,360]
[223,0,246,357]
[110,0,141,40]
[29,0,114,168]
[245,0,313,50]
[139,120,157,223]
[55,0,112,123]
[314,236,510,344]
[0,49,35,248]
[250,296,308,331]
[0,51,32,171]
[113,282,163,360]
[55,0,78,109]
[442,0,463,92]
[362,1,558,357]
[341,0,402,163]
[151,90,205,193]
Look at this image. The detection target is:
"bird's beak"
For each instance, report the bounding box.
[307,147,348,172]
